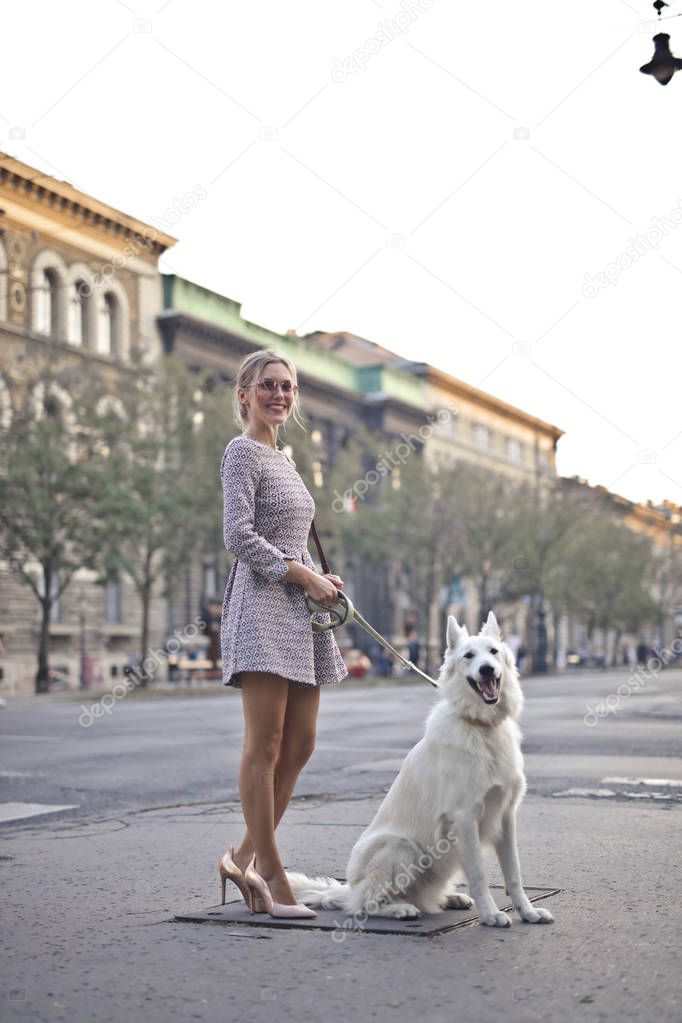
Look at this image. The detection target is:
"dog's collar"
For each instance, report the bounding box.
[459,714,495,728]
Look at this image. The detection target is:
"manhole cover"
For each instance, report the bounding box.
[174,884,560,936]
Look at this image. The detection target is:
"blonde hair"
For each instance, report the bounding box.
[233,349,307,434]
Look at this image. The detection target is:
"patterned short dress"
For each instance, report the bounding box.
[220,434,349,689]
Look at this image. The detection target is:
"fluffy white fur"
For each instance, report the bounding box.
[287,611,554,927]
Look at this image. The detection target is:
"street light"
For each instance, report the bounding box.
[640,33,682,85]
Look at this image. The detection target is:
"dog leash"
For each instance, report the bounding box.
[306,519,440,689]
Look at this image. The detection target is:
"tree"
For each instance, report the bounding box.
[436,462,531,621]
[89,356,217,681]
[502,478,589,668]
[557,513,658,664]
[375,454,463,670]
[0,359,110,692]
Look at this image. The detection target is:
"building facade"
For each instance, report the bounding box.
[157,296,567,675]
[3,155,675,691]
[0,154,176,691]
[558,476,682,662]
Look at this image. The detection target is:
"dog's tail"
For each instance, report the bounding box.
[285,871,349,910]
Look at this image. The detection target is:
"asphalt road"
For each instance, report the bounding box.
[1,667,681,820]
[2,668,681,1023]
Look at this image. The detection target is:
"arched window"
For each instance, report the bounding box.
[31,250,68,338]
[91,280,129,361]
[66,265,98,348]
[97,292,118,356]
[0,239,7,322]
[35,268,59,336]
[68,280,89,346]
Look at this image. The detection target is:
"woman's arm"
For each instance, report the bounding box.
[221,438,309,583]
[281,559,313,585]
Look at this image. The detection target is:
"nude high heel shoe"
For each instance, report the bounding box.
[244,855,317,919]
[218,846,255,911]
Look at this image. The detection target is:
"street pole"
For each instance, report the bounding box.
[530,436,548,674]
[532,597,548,674]
[79,586,86,689]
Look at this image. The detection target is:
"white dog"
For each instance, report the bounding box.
[287,611,554,927]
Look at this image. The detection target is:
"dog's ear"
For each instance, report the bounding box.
[446,615,469,650]
[480,610,502,642]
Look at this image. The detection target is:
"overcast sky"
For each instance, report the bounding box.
[2,0,680,507]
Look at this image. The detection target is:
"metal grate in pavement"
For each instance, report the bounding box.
[174,884,561,936]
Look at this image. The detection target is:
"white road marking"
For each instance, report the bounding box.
[621,792,672,799]
[553,788,617,798]
[0,802,79,823]
[553,788,675,801]
[601,777,682,787]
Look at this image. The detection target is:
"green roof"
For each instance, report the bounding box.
[162,274,426,408]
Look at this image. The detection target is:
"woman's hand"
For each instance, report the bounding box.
[323,573,344,590]
[304,571,343,609]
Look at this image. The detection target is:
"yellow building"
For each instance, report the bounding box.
[304,331,563,482]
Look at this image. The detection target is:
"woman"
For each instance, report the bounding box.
[218,349,348,919]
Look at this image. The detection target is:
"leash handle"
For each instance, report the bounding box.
[305,590,354,632]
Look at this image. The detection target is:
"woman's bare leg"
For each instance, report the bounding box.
[234,677,320,904]
[272,680,320,817]
[237,671,293,903]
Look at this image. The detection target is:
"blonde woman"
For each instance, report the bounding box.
[218,349,348,918]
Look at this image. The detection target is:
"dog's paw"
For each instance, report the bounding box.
[520,906,554,924]
[442,892,475,911]
[394,903,421,920]
[383,902,421,920]
[479,910,512,928]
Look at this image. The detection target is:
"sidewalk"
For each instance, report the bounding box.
[2,789,679,1022]
[1,663,656,705]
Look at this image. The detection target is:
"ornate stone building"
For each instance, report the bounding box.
[0,153,176,691]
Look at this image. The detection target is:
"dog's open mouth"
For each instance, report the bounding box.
[467,675,501,704]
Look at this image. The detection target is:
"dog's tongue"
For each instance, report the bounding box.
[480,678,498,701]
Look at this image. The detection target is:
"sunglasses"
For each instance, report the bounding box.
[254,378,299,395]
